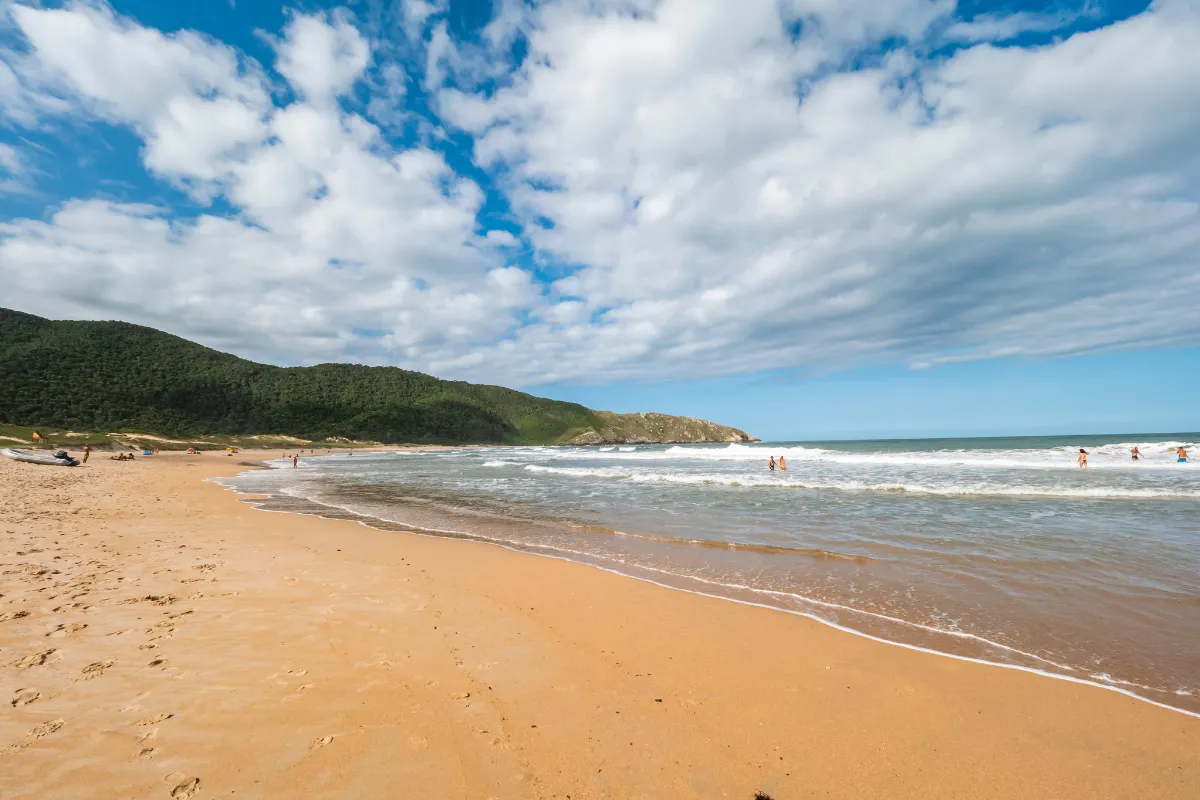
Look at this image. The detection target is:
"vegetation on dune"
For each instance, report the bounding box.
[0,422,379,452]
[1,308,756,446]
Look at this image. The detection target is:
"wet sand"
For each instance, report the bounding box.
[1,452,1196,799]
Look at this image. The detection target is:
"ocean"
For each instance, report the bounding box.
[217,434,1200,716]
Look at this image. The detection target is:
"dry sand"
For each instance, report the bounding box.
[1,452,1196,799]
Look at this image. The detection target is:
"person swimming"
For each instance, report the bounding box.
[1131,447,1141,461]
[1078,448,1088,470]
[768,456,776,472]
[1178,447,1189,463]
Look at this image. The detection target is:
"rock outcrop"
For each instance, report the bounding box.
[564,411,758,446]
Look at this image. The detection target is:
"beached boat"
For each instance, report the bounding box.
[2,448,80,467]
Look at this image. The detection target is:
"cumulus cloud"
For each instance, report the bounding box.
[2,0,1200,385]
[436,0,1200,381]
[275,11,370,104]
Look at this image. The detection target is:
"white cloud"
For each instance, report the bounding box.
[427,0,1200,382]
[275,10,370,104]
[2,0,1200,387]
[950,9,1084,43]
[0,140,27,194]
[485,229,520,247]
[9,1,270,191]
[400,0,447,42]
[0,140,20,173]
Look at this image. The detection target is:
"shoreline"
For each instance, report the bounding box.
[220,472,1200,720]
[2,452,1197,798]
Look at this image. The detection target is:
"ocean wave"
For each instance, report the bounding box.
[549,440,1199,470]
[522,464,1200,498]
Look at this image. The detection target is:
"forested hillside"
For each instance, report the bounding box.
[0,308,597,444]
[0,308,755,445]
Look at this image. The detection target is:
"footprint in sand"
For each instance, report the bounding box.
[164,773,200,798]
[46,622,88,637]
[135,747,157,760]
[309,735,335,750]
[11,689,41,707]
[15,649,59,669]
[8,718,65,750]
[135,713,173,726]
[80,660,114,679]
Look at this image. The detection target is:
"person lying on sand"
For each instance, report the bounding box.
[110,453,126,461]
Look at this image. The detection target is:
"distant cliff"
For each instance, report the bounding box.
[1,307,753,446]
[565,411,758,445]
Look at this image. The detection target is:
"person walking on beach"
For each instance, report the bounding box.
[779,455,787,471]
[1178,447,1189,463]
[1078,448,1089,470]
[81,443,91,464]
[768,456,776,472]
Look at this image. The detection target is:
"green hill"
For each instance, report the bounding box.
[0,308,755,446]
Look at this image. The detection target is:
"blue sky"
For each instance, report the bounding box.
[2,0,1199,440]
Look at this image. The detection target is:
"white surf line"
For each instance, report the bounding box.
[208,472,1200,721]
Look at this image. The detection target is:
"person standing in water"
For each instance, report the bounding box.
[779,455,787,471]
[1131,446,1141,461]
[768,456,776,472]
[1178,447,1189,463]
[292,454,298,469]
[1078,448,1089,470]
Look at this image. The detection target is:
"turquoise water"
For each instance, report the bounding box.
[220,433,1200,715]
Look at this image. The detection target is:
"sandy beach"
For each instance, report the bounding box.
[1,452,1196,799]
